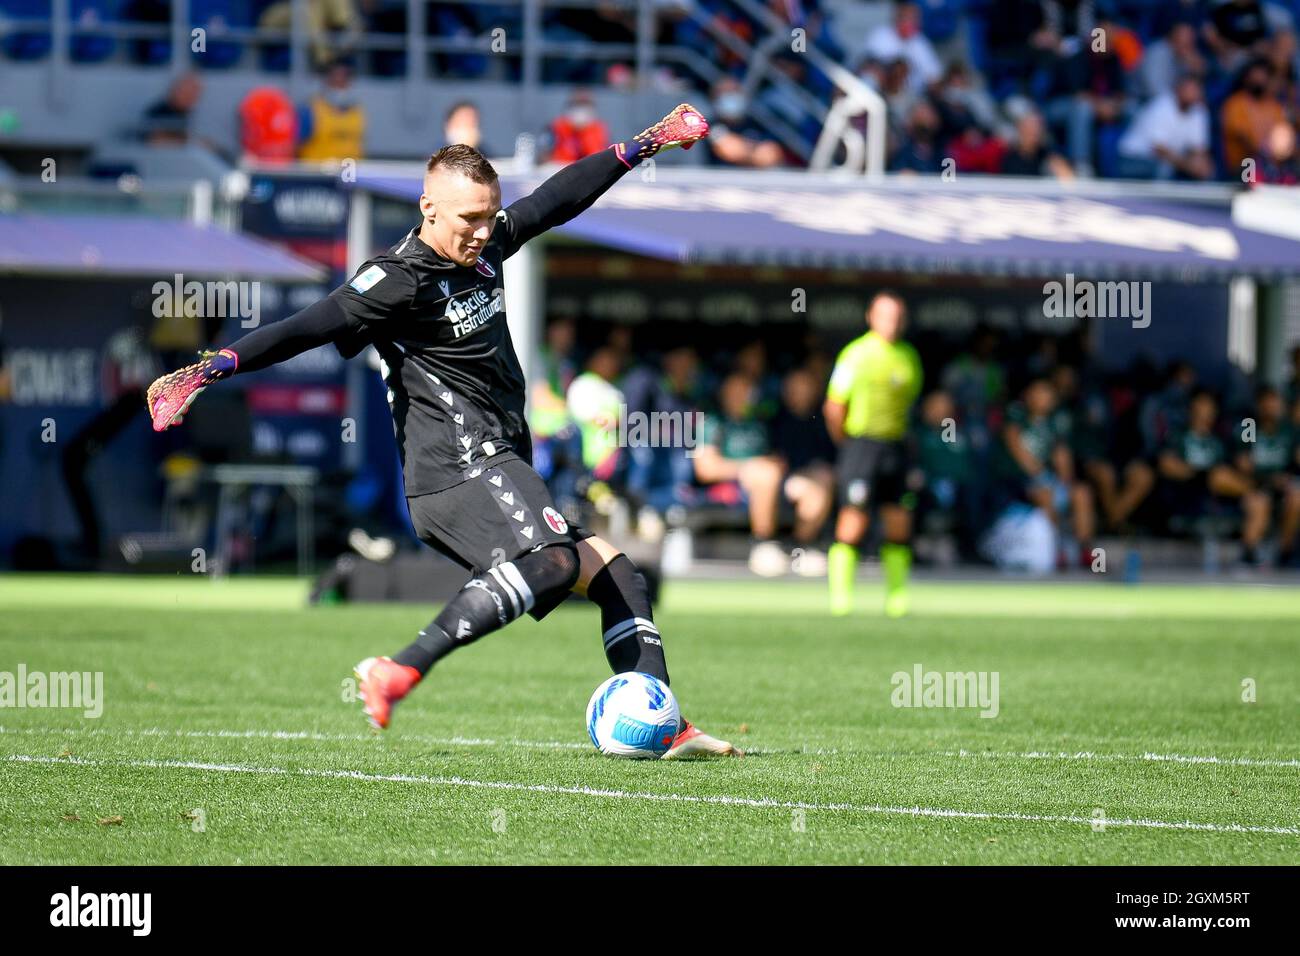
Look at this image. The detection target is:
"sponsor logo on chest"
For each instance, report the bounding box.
[440,281,504,338]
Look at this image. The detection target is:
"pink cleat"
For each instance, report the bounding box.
[662,719,743,759]
[354,656,422,730]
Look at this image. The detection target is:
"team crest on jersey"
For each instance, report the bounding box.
[475,258,496,278]
[542,507,568,534]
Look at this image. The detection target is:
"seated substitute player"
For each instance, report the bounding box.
[998,377,1097,569]
[1157,389,1266,566]
[823,292,923,618]
[145,105,737,757]
[692,371,792,577]
[767,365,836,575]
[914,389,978,557]
[1233,385,1300,567]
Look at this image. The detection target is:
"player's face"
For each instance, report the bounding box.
[420,170,502,267]
[1190,395,1216,431]
[1026,381,1056,416]
[720,375,754,419]
[1259,392,1283,422]
[868,297,905,341]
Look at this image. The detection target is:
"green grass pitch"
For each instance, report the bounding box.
[1,573,1297,865]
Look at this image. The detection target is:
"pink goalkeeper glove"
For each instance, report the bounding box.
[145,348,238,432]
[616,103,710,167]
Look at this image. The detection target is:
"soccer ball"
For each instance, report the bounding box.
[585,672,680,759]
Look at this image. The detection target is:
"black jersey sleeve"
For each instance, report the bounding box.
[496,146,631,259]
[327,257,421,358]
[224,296,351,373]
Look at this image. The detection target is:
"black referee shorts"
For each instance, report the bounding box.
[836,436,909,509]
[406,452,594,577]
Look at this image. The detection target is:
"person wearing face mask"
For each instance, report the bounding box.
[890,99,944,173]
[443,101,481,149]
[1222,58,1285,173]
[707,77,785,167]
[442,100,499,157]
[546,92,611,164]
[298,57,366,163]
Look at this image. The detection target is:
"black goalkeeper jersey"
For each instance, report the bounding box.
[326,146,631,496]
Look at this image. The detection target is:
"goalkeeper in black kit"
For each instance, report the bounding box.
[145,105,737,758]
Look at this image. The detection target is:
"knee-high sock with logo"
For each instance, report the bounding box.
[391,545,580,676]
[586,554,669,684]
[828,541,858,615]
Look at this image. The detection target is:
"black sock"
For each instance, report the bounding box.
[392,545,580,675]
[391,622,457,674]
[586,554,669,684]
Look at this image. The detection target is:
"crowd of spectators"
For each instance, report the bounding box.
[532,317,1300,573]
[858,0,1300,181]
[131,58,371,163]
[10,1,1300,180]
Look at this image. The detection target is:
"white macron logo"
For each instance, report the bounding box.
[50,886,151,936]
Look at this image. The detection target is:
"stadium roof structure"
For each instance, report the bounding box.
[357,171,1300,283]
[0,213,325,281]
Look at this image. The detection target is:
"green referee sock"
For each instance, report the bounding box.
[828,542,857,616]
[881,542,912,618]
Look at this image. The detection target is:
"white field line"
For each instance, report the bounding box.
[937,748,1300,770]
[7,753,1299,837]
[2,724,1299,768]
[0,724,586,750]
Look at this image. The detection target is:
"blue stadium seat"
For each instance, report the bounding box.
[919,0,966,44]
[364,0,406,77]
[69,0,116,63]
[120,0,169,65]
[1,0,53,61]
[1095,122,1125,179]
[190,0,251,69]
[251,0,288,72]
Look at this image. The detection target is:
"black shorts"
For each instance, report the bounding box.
[406,452,593,576]
[836,437,909,508]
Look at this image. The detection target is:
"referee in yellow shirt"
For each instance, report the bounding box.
[823,292,923,617]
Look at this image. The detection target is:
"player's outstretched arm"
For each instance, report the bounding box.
[500,103,709,256]
[145,296,350,432]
